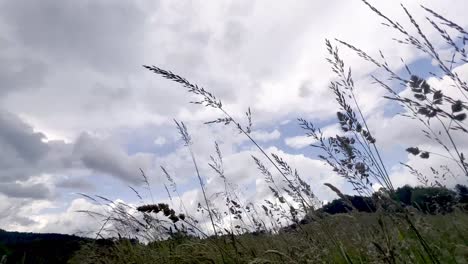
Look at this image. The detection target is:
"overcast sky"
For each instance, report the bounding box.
[1,0,467,235]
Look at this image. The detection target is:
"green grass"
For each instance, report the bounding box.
[69,210,468,264]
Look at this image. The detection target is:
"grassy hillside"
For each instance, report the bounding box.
[68,211,468,263]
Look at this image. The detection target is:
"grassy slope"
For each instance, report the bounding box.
[69,211,468,264]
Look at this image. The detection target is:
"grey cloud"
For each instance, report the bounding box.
[10,215,38,227]
[0,182,52,199]
[0,0,271,137]
[299,81,312,98]
[227,1,254,17]
[187,31,212,46]
[0,108,157,200]
[73,133,153,184]
[0,111,80,199]
[90,83,130,104]
[0,56,48,97]
[220,20,246,52]
[165,51,206,74]
[0,109,49,163]
[0,0,153,73]
[0,198,36,228]
[0,0,165,137]
[0,110,74,185]
[0,116,155,201]
[80,81,133,113]
[56,178,95,191]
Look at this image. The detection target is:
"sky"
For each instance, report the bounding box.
[0,0,467,235]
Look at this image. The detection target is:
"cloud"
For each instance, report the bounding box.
[0,109,49,163]
[0,196,53,232]
[27,198,106,235]
[0,110,74,193]
[73,133,155,185]
[1,0,466,141]
[251,129,281,142]
[0,109,157,201]
[285,135,314,150]
[0,0,152,73]
[55,177,95,191]
[0,182,52,199]
[153,136,167,146]
[298,80,313,98]
[285,124,341,149]
[0,55,48,97]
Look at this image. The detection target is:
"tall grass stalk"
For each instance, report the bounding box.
[174,119,218,237]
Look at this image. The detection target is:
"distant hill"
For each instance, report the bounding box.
[0,229,90,264]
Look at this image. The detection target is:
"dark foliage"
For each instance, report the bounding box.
[321,195,377,214]
[0,229,90,264]
[320,185,465,216]
[455,184,468,203]
[394,185,413,205]
[410,186,457,214]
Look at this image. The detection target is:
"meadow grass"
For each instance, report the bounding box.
[70,1,468,263]
[70,211,468,263]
